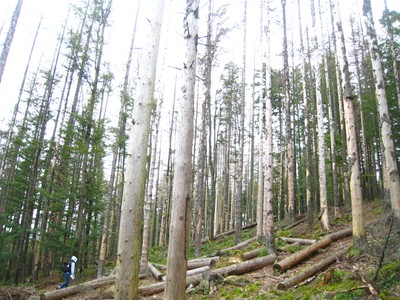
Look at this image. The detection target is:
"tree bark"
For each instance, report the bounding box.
[115,1,165,299]
[281,0,295,224]
[333,0,368,251]
[98,5,137,277]
[164,0,199,298]
[312,0,330,230]
[273,228,352,273]
[262,0,275,253]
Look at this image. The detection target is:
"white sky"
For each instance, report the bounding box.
[0,0,399,132]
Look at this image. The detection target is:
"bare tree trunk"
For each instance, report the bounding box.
[297,0,313,228]
[194,0,213,254]
[235,0,247,245]
[281,0,295,224]
[0,0,23,84]
[262,0,274,252]
[312,0,329,230]
[98,3,139,278]
[363,0,400,218]
[333,0,368,251]
[115,0,165,298]
[164,0,199,298]
[349,16,375,201]
[256,0,264,238]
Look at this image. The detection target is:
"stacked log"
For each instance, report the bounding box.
[273,228,352,273]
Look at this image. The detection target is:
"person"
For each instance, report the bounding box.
[57,255,77,289]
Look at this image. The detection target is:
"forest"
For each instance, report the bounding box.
[0,0,399,299]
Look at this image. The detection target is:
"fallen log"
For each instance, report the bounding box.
[277,248,348,290]
[283,217,306,230]
[42,253,276,299]
[278,237,316,245]
[273,228,352,273]
[213,223,257,240]
[42,275,116,300]
[153,263,166,271]
[162,266,212,281]
[241,247,261,261]
[148,262,163,281]
[187,257,219,270]
[140,253,277,296]
[277,242,300,253]
[211,237,257,257]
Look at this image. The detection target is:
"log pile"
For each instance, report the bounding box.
[277,248,348,289]
[273,228,352,273]
[38,228,354,299]
[39,253,276,299]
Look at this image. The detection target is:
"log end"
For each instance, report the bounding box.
[209,259,217,269]
[273,263,283,273]
[277,282,286,290]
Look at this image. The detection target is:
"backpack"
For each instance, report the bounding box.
[61,261,71,273]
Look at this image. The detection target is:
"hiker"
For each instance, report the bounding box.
[57,255,77,289]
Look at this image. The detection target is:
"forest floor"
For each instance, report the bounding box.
[1,200,400,300]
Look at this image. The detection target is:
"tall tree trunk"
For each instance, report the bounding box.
[363,0,400,217]
[194,0,214,255]
[312,0,329,230]
[350,16,375,201]
[159,77,177,247]
[164,0,199,298]
[98,2,138,278]
[235,0,247,245]
[333,0,368,251]
[297,0,313,228]
[281,0,295,224]
[0,0,23,84]
[256,0,265,238]
[261,0,274,253]
[115,0,165,298]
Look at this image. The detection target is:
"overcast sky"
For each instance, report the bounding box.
[0,0,399,131]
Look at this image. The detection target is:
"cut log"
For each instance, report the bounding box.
[148,262,163,281]
[278,237,316,245]
[283,217,306,230]
[140,253,277,296]
[187,257,219,270]
[153,263,166,271]
[273,228,352,273]
[241,247,265,261]
[277,242,300,253]
[213,223,257,240]
[42,275,116,300]
[42,254,277,298]
[277,248,348,289]
[211,237,257,256]
[153,257,219,271]
[162,266,211,281]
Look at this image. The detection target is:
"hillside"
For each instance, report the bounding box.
[1,200,399,300]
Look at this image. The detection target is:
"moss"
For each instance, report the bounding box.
[348,246,362,258]
[284,244,303,253]
[376,260,400,290]
[258,247,268,257]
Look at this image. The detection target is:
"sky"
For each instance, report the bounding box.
[0,0,399,133]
